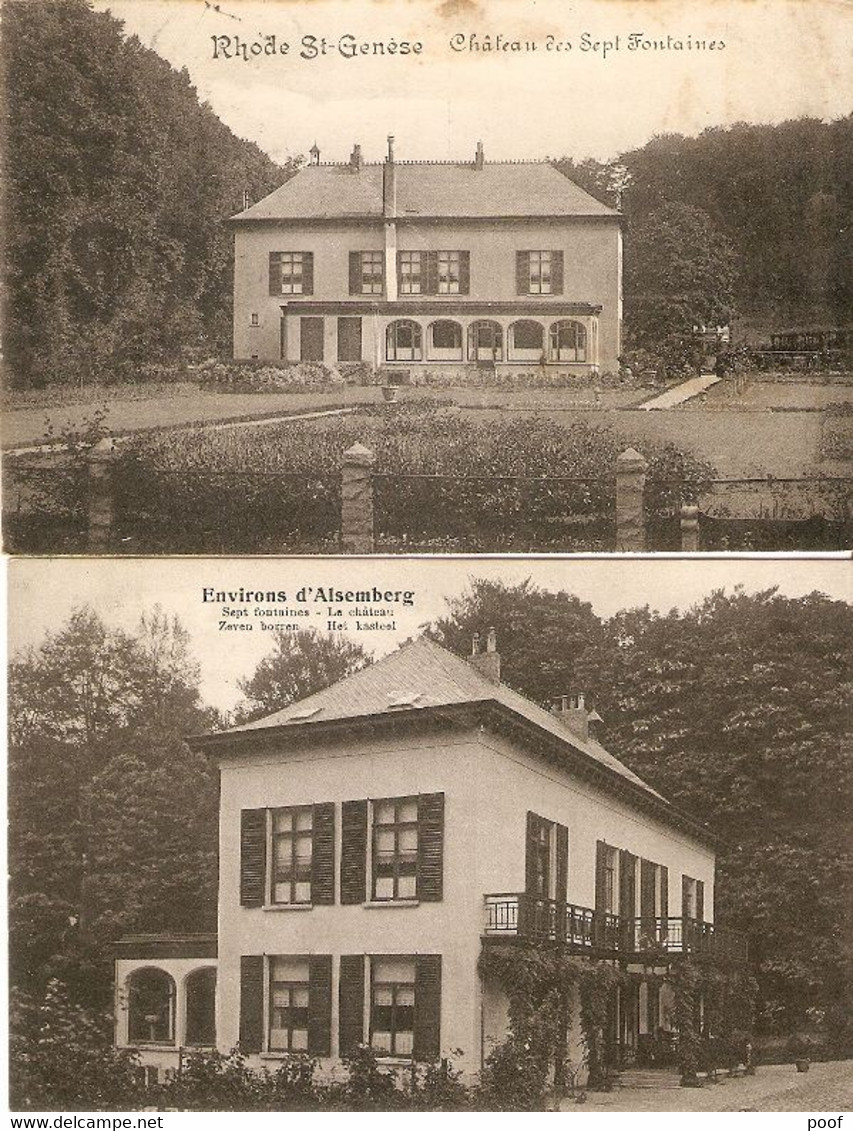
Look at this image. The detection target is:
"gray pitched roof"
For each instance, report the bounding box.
[233,162,620,221]
[225,636,663,801]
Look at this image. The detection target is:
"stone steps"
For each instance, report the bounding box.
[616,1069,682,1090]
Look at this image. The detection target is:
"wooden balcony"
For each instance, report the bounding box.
[483,893,747,962]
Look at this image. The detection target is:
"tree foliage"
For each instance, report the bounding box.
[435,581,853,1037]
[2,0,295,387]
[233,629,372,724]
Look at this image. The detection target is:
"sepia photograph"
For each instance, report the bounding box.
[1,0,852,555]
[6,555,852,1112]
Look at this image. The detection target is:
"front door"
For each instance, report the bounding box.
[337,317,362,362]
[473,322,501,361]
[300,317,324,362]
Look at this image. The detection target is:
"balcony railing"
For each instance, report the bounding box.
[483,893,747,962]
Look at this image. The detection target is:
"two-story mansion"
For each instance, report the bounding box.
[114,635,745,1085]
[230,138,622,376]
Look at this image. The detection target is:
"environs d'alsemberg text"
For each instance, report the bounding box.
[210,31,726,62]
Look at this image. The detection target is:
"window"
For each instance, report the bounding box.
[127,968,176,1045]
[271,806,313,904]
[250,312,259,327]
[516,250,563,295]
[549,319,587,362]
[508,319,544,358]
[531,816,552,899]
[437,251,461,294]
[372,796,418,900]
[370,957,416,1057]
[269,251,314,296]
[280,252,305,294]
[269,957,310,1052]
[360,252,384,294]
[386,320,422,362]
[682,875,704,921]
[399,251,423,295]
[240,803,334,909]
[397,251,469,295]
[185,968,217,1047]
[427,320,463,360]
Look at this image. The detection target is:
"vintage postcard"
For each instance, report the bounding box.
[6,554,852,1111]
[2,0,852,554]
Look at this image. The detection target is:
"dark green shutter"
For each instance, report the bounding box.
[551,250,564,294]
[619,850,637,920]
[660,866,669,921]
[696,880,705,923]
[458,251,470,294]
[240,809,266,907]
[302,252,314,295]
[239,955,264,1053]
[516,250,529,294]
[269,252,282,295]
[640,858,656,923]
[594,840,608,913]
[338,955,365,1054]
[417,792,444,902]
[311,802,335,905]
[308,955,332,1055]
[424,251,439,295]
[555,823,568,942]
[525,811,540,895]
[349,251,362,295]
[340,800,368,904]
[413,955,442,1060]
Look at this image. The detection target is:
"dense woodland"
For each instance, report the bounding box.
[3,0,852,387]
[9,589,853,1061]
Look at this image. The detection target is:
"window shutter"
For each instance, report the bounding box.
[594,840,608,912]
[555,823,568,902]
[307,955,332,1056]
[525,811,540,895]
[417,792,444,902]
[311,802,335,905]
[349,251,362,295]
[424,250,439,295]
[238,955,264,1053]
[458,251,470,294]
[696,880,705,923]
[516,251,529,295]
[640,858,656,922]
[269,252,282,295]
[682,874,691,919]
[340,800,367,904]
[551,250,564,294]
[302,252,314,295]
[338,955,365,1055]
[619,849,637,920]
[555,823,569,943]
[413,954,442,1060]
[240,809,266,907]
[660,866,669,920]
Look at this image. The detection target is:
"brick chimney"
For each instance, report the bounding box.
[468,627,501,684]
[551,693,600,742]
[349,143,362,173]
[474,140,484,170]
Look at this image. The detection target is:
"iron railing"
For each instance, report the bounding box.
[483,894,747,961]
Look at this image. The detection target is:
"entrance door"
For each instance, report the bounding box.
[300,317,324,362]
[472,321,502,361]
[337,317,362,362]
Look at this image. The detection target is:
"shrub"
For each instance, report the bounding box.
[476,1036,549,1111]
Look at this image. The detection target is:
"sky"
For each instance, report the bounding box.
[92,0,853,165]
[7,556,851,714]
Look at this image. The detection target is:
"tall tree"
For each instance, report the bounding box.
[233,629,372,724]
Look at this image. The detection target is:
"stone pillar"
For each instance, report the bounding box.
[680,503,700,552]
[615,447,647,552]
[87,436,117,551]
[341,442,375,554]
